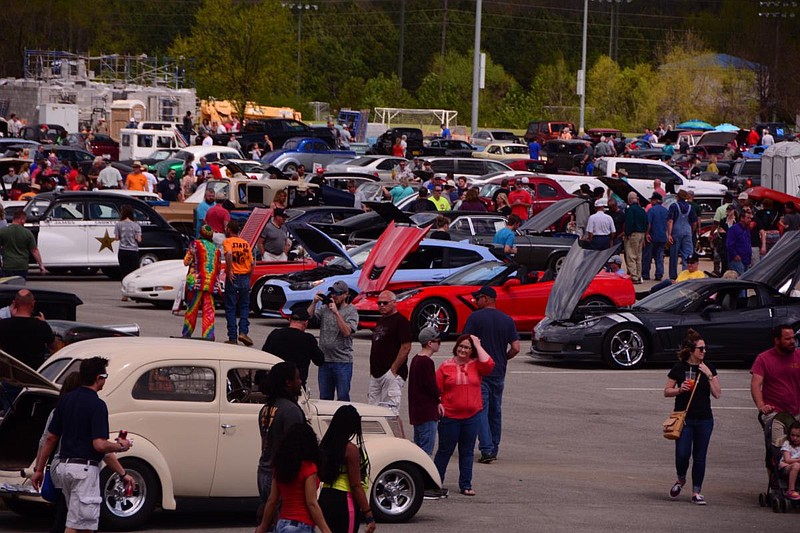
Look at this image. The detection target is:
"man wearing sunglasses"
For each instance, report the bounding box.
[368,290,412,416]
[33,357,134,533]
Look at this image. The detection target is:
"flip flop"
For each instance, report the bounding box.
[460,488,476,496]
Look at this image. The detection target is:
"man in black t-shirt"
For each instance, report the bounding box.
[157,169,182,201]
[368,290,412,416]
[0,289,57,369]
[262,308,323,386]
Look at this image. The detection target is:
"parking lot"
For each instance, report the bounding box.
[0,274,789,532]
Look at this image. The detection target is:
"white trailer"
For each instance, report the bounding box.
[119,128,181,161]
[37,103,79,133]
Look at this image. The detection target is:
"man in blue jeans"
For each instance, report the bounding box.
[308,280,358,401]
[222,220,254,346]
[667,190,697,280]
[643,192,669,281]
[463,286,520,463]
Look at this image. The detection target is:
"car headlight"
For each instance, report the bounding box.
[579,318,602,328]
[386,415,405,439]
[289,280,324,291]
[153,285,174,291]
[396,290,420,302]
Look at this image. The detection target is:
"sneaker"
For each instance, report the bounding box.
[786,490,800,501]
[238,334,254,347]
[478,453,497,464]
[670,481,683,498]
[224,339,238,345]
[691,494,707,505]
[423,488,449,500]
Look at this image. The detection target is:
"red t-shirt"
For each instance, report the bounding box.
[204,204,231,234]
[392,144,405,157]
[278,460,318,525]
[508,188,532,220]
[751,348,800,416]
[436,358,495,419]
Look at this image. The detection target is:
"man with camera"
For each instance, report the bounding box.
[307,280,358,401]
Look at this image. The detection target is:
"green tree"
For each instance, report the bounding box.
[360,73,417,109]
[527,56,579,123]
[169,0,296,111]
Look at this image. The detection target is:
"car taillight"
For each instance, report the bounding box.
[746,178,752,188]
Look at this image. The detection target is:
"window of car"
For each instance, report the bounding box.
[647,164,682,185]
[486,161,510,173]
[447,248,484,268]
[283,120,307,132]
[132,366,216,402]
[121,134,131,147]
[458,160,488,175]
[429,160,455,174]
[399,245,444,269]
[226,367,268,404]
[450,218,472,234]
[52,359,82,384]
[472,217,505,235]
[538,183,559,198]
[156,135,174,149]
[88,201,119,220]
[137,135,154,148]
[487,146,500,154]
[615,162,646,179]
[40,358,74,382]
[247,184,265,205]
[132,207,152,224]
[50,201,85,221]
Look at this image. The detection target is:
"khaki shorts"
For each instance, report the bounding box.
[55,462,102,531]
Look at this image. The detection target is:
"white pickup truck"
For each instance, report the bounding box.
[594,157,727,212]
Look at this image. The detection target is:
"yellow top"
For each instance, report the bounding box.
[676,270,706,282]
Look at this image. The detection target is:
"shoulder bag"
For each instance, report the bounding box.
[662,373,702,440]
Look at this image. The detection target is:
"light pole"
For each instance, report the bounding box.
[282,3,318,98]
[578,0,588,135]
[470,0,482,135]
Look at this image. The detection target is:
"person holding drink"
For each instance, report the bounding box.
[663,329,722,505]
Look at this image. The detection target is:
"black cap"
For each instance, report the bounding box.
[472,286,497,300]
[687,254,700,263]
[291,308,311,321]
[273,208,286,218]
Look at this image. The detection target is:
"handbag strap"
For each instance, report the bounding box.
[684,371,702,411]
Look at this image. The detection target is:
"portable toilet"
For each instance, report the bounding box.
[110,100,146,141]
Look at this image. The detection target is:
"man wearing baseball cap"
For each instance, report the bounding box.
[463,286,519,464]
[125,161,148,191]
[308,280,359,401]
[262,307,323,386]
[585,198,614,250]
[408,326,442,456]
[257,208,290,261]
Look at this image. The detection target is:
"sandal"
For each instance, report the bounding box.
[460,488,476,496]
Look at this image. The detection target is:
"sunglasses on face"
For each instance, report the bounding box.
[377,300,394,306]
[695,346,706,352]
[98,373,109,379]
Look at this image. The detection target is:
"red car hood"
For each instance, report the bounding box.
[356,221,431,294]
[240,207,273,248]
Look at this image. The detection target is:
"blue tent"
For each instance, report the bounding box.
[714,123,740,132]
[677,120,714,131]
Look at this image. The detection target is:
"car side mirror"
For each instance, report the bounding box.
[504,278,521,287]
[702,304,722,317]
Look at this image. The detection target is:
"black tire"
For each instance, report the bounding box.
[547,253,567,274]
[99,458,159,531]
[773,496,781,513]
[249,276,270,315]
[578,296,613,309]
[759,492,767,507]
[370,462,424,523]
[283,162,298,173]
[602,324,648,370]
[138,253,159,269]
[101,267,122,281]
[411,298,456,339]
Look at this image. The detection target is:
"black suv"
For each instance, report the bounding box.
[754,122,793,142]
[368,128,424,158]
[213,119,336,150]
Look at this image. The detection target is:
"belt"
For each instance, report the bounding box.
[279,519,308,527]
[64,458,100,466]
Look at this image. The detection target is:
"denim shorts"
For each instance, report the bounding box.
[275,518,314,533]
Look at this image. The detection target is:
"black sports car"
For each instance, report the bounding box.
[530,231,800,369]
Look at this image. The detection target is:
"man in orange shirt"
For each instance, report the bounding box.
[125,162,149,191]
[222,220,254,346]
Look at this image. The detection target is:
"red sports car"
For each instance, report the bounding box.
[353,248,635,337]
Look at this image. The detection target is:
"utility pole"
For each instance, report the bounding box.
[439,0,448,96]
[282,3,318,98]
[398,0,406,85]
[578,0,588,135]
[470,0,482,135]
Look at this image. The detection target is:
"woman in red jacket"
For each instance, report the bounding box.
[433,334,495,496]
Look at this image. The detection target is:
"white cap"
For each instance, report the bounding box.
[520,177,530,184]
[595,198,607,208]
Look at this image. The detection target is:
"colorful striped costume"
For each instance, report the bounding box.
[182,232,221,340]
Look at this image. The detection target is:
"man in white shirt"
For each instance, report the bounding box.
[585,198,615,250]
[201,132,213,146]
[762,129,775,147]
[340,125,352,149]
[143,168,158,193]
[97,161,123,189]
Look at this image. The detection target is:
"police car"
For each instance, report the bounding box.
[22,191,186,278]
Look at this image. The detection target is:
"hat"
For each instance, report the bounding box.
[520,177,530,184]
[617,168,629,177]
[446,179,456,187]
[418,327,441,345]
[650,192,663,201]
[291,308,311,321]
[273,208,286,218]
[330,280,349,295]
[595,198,607,208]
[687,254,700,263]
[472,286,497,300]
[132,161,142,168]
[608,255,623,265]
[738,192,749,200]
[199,224,213,240]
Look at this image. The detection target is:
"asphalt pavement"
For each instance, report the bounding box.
[0,270,785,532]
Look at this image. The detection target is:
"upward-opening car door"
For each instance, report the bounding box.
[357,221,432,294]
[36,199,89,267]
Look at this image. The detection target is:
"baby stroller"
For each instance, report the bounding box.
[758,412,799,513]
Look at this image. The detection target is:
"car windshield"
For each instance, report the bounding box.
[632,283,704,312]
[206,181,229,198]
[493,132,517,141]
[441,261,512,286]
[480,184,499,197]
[503,145,528,154]
[349,157,378,167]
[174,150,192,161]
[147,149,175,161]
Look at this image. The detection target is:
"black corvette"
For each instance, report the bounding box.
[530,231,800,369]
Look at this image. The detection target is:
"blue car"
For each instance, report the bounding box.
[251,222,498,319]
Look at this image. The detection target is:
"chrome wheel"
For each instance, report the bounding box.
[103,469,146,519]
[605,326,647,369]
[371,464,423,522]
[413,299,454,338]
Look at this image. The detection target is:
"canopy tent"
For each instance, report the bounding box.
[677,120,714,130]
[714,123,740,132]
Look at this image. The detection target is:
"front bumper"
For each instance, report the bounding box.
[529,324,605,362]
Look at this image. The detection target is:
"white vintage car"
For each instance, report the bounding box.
[0,338,440,529]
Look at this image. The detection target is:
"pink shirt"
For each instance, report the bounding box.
[751,347,800,415]
[204,204,231,234]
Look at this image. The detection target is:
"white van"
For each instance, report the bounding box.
[595,157,726,212]
[119,129,183,161]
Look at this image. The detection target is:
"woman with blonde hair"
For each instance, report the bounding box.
[495,193,512,216]
[271,189,288,210]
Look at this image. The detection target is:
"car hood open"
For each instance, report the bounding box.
[286,221,357,269]
[520,197,588,233]
[544,240,618,321]
[696,131,738,147]
[0,350,57,391]
[356,221,431,293]
[362,201,415,225]
[741,230,800,291]
[597,176,648,205]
